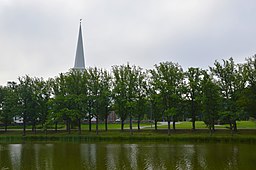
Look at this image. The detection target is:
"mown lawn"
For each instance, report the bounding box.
[81,123,153,130]
[0,128,256,143]
[156,121,227,129]
[145,121,256,129]
[1,121,255,132]
[80,121,256,130]
[0,121,255,143]
[236,121,256,129]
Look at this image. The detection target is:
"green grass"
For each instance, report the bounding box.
[146,121,256,129]
[2,121,255,132]
[165,121,209,129]
[236,121,256,128]
[81,123,120,130]
[81,123,153,130]
[0,129,256,143]
[6,125,65,129]
[81,121,215,130]
[157,121,214,129]
[0,121,255,143]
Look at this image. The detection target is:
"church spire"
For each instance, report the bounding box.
[73,19,85,70]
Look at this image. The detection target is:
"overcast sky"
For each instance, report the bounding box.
[1,0,256,85]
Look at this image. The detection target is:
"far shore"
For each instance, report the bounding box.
[0,128,256,143]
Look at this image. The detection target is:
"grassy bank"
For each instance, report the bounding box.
[0,129,256,144]
[3,120,255,130]
[0,121,255,143]
[81,120,256,129]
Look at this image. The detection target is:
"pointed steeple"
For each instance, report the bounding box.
[73,20,85,70]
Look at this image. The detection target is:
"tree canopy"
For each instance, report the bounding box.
[1,56,256,134]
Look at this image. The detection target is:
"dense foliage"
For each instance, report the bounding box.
[0,56,256,135]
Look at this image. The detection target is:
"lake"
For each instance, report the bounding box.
[0,142,255,169]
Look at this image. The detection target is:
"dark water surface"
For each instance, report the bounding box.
[0,142,255,170]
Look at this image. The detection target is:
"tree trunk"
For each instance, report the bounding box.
[192,118,195,131]
[121,119,124,131]
[173,119,176,131]
[23,114,26,136]
[229,118,233,131]
[96,116,99,135]
[44,123,47,135]
[129,115,133,135]
[209,126,213,135]
[32,121,36,134]
[233,121,237,132]
[55,122,58,133]
[34,124,36,134]
[192,98,196,131]
[68,119,71,134]
[4,122,7,132]
[211,125,215,134]
[137,118,141,131]
[32,121,34,132]
[71,122,74,129]
[89,116,92,132]
[212,118,215,132]
[105,114,108,131]
[168,118,171,136]
[66,119,69,132]
[154,119,157,130]
[78,118,81,135]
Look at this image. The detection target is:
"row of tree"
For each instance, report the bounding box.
[0,56,256,135]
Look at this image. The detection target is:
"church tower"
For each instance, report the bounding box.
[73,20,85,70]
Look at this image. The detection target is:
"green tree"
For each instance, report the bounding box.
[201,70,221,133]
[87,67,104,134]
[112,64,139,133]
[132,68,147,130]
[28,77,52,133]
[49,71,86,134]
[146,72,164,130]
[0,82,19,132]
[98,69,112,131]
[17,76,36,136]
[210,58,246,132]
[241,55,256,119]
[65,70,87,134]
[150,62,184,133]
[185,67,202,130]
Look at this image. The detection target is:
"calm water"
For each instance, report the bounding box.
[0,142,255,170]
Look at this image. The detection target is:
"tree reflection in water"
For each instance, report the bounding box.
[0,143,254,170]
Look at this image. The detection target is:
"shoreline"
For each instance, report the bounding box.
[0,129,256,143]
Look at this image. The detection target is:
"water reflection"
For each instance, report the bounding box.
[9,144,22,169]
[0,142,255,169]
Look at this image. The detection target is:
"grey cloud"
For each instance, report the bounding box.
[1,0,256,85]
